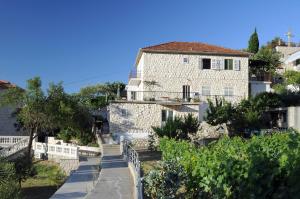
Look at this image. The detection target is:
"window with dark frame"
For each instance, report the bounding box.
[202,59,211,69]
[131,91,136,100]
[182,85,190,100]
[225,59,233,70]
[183,57,189,63]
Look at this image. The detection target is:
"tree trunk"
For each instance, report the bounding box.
[27,127,35,163]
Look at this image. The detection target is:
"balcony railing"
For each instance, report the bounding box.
[128,69,141,80]
[127,91,244,103]
[250,72,272,82]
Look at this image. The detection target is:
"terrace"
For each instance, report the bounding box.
[124,90,244,104]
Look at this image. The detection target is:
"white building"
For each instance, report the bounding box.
[109,42,251,140]
[276,46,300,72]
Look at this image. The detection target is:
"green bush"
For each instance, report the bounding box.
[145,131,300,198]
[0,160,20,199]
[152,113,199,140]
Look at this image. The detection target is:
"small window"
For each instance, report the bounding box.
[182,85,190,100]
[224,59,233,70]
[121,109,127,117]
[183,57,189,63]
[131,91,136,100]
[202,86,211,96]
[202,59,211,69]
[296,59,300,65]
[224,87,234,96]
[161,110,174,123]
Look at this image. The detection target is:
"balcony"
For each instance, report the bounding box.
[250,72,272,82]
[124,91,243,104]
[128,69,141,86]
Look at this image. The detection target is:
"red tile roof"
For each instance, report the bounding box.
[141,41,250,56]
[0,80,16,89]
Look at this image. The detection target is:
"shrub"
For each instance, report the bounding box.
[0,160,20,199]
[145,131,300,198]
[152,114,199,141]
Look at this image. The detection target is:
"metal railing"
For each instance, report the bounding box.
[123,140,143,199]
[0,137,29,158]
[129,69,142,80]
[250,72,272,82]
[125,91,244,103]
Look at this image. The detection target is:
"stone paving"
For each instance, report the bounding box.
[50,156,100,199]
[86,144,134,199]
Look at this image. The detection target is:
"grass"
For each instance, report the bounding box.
[21,160,67,199]
[137,150,162,176]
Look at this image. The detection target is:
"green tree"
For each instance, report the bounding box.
[251,46,281,73]
[78,82,125,109]
[248,28,259,53]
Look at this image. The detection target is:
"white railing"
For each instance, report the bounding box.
[0,137,30,158]
[123,140,143,199]
[0,136,29,147]
[34,142,79,159]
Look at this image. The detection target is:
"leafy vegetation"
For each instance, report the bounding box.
[145,131,300,199]
[152,114,199,140]
[204,93,282,134]
[77,81,125,109]
[21,161,66,199]
[0,160,20,199]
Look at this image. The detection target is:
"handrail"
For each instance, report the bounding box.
[123,140,143,199]
[0,137,29,158]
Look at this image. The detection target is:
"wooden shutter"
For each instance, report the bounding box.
[234,60,241,71]
[199,58,203,70]
[220,59,225,70]
[211,59,217,70]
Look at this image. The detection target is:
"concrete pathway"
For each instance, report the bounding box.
[50,156,100,199]
[86,144,134,199]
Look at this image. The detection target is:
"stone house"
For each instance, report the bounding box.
[276,46,300,72]
[109,42,251,140]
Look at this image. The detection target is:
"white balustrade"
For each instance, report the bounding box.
[34,142,79,159]
[0,136,29,147]
[0,137,30,158]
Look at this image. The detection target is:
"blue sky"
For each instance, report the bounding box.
[1,0,299,93]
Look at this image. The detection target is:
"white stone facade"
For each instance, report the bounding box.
[109,101,199,139]
[127,52,249,103]
[276,46,300,72]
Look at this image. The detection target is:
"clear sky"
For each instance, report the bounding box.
[1,0,300,93]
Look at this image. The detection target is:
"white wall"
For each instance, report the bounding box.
[138,52,248,103]
[109,102,199,140]
[288,106,300,132]
[250,81,272,96]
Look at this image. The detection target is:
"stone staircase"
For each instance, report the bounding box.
[0,136,29,159]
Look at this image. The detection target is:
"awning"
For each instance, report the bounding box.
[285,50,300,64]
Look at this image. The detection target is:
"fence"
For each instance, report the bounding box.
[123,139,143,199]
[124,90,244,103]
[0,136,29,147]
[0,137,29,158]
[34,142,79,159]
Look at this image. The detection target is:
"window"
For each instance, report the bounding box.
[202,59,211,69]
[202,86,211,96]
[224,59,233,70]
[296,59,300,66]
[161,110,174,124]
[182,85,190,100]
[183,57,189,63]
[224,87,234,96]
[131,91,136,100]
[121,109,127,117]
